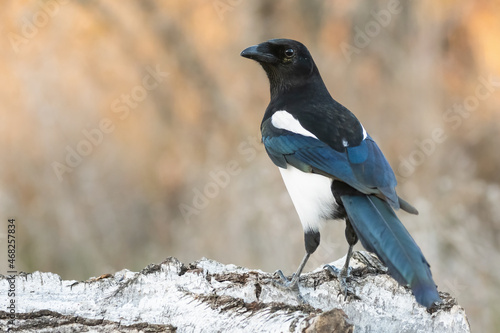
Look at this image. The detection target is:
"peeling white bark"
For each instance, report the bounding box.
[0,251,470,333]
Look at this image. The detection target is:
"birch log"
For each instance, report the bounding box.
[0,251,470,332]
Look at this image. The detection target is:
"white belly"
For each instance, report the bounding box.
[279,166,337,232]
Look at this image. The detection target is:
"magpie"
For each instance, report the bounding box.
[241,38,441,308]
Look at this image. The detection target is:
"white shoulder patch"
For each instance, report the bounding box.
[271,110,318,139]
[362,124,367,140]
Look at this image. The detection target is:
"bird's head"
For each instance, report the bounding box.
[241,39,320,97]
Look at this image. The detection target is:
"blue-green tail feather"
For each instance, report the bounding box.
[341,195,441,308]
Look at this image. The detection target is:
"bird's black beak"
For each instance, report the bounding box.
[241,44,278,64]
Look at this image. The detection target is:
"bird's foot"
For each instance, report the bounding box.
[273,269,299,291]
[272,270,305,303]
[323,264,356,300]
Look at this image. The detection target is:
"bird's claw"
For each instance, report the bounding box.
[272,270,305,303]
[323,264,353,279]
[273,270,298,290]
[323,264,356,300]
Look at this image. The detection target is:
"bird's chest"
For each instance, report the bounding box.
[278,165,337,232]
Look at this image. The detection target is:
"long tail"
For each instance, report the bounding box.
[341,195,441,308]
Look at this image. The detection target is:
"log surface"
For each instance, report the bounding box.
[0,251,470,332]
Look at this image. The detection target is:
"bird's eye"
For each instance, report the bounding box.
[284,48,295,58]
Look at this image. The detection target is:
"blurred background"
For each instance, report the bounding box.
[1,0,499,331]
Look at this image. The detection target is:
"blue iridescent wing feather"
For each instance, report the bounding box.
[261,118,399,208]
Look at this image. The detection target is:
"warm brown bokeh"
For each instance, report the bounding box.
[2,1,499,331]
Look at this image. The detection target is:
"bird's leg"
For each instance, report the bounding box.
[274,252,310,292]
[324,218,358,299]
[324,244,355,299]
[273,230,319,301]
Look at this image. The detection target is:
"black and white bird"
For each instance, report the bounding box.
[241,38,441,308]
